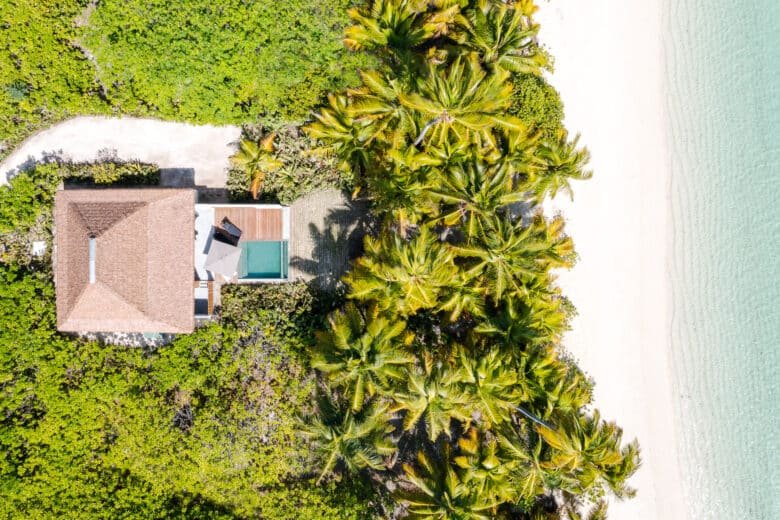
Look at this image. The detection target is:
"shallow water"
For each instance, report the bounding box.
[664,1,780,518]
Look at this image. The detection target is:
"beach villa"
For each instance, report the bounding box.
[53,187,290,334]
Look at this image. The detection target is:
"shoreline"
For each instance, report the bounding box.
[536,2,687,518]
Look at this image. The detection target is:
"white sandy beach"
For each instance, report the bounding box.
[536,2,688,519]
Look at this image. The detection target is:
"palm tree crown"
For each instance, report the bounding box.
[455,3,548,75]
[301,393,395,483]
[345,226,459,316]
[313,304,414,411]
[230,133,283,199]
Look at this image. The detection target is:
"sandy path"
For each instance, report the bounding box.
[0,116,241,187]
[536,2,687,519]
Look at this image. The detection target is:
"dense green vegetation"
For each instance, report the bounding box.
[0,0,108,157]
[0,0,371,160]
[0,1,637,518]
[0,166,377,518]
[511,73,565,141]
[227,124,347,204]
[83,0,373,123]
[303,0,636,518]
[0,161,159,267]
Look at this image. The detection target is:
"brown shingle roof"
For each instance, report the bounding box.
[54,188,195,333]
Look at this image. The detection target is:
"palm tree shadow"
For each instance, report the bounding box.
[290,198,374,292]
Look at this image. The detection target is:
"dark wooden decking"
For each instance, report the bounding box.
[214,207,283,241]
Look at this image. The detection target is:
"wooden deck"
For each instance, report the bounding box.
[214,207,283,241]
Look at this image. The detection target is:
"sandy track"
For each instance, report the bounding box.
[0,116,241,187]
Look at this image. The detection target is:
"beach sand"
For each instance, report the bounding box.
[536,2,687,518]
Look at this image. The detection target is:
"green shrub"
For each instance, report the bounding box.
[61,160,160,185]
[0,263,377,518]
[221,281,316,324]
[82,0,374,125]
[228,125,347,204]
[510,73,566,141]
[0,167,59,235]
[0,0,109,160]
[0,1,373,163]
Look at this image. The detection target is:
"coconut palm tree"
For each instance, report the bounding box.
[230,133,283,199]
[453,214,574,302]
[395,445,501,519]
[348,69,417,149]
[455,3,548,75]
[391,353,471,441]
[436,271,486,322]
[305,93,373,174]
[524,133,592,202]
[345,226,459,316]
[313,303,415,411]
[344,0,431,53]
[499,125,542,178]
[559,498,609,520]
[400,54,524,148]
[429,159,524,238]
[454,427,518,506]
[473,343,589,427]
[422,2,466,40]
[367,163,439,232]
[472,294,568,348]
[455,345,521,427]
[538,364,592,420]
[495,424,553,505]
[301,393,396,483]
[537,413,640,499]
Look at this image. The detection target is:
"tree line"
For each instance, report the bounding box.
[302,1,639,518]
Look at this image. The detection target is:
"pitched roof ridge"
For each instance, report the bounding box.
[67,200,90,232]
[61,278,91,324]
[72,198,148,237]
[92,279,148,321]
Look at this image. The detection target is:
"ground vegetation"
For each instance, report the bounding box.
[0,0,372,161]
[0,165,378,519]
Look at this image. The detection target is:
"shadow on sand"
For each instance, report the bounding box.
[290,197,373,292]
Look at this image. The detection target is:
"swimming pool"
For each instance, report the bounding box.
[239,240,288,280]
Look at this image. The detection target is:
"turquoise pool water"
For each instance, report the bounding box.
[665,1,780,517]
[239,240,288,279]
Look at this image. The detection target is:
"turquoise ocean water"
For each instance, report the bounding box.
[665,1,779,518]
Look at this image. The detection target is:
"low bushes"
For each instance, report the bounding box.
[227,125,347,204]
[510,72,566,140]
[0,0,109,161]
[82,0,374,124]
[60,158,160,185]
[0,263,377,518]
[221,281,317,325]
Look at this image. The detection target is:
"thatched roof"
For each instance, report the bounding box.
[54,188,195,333]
